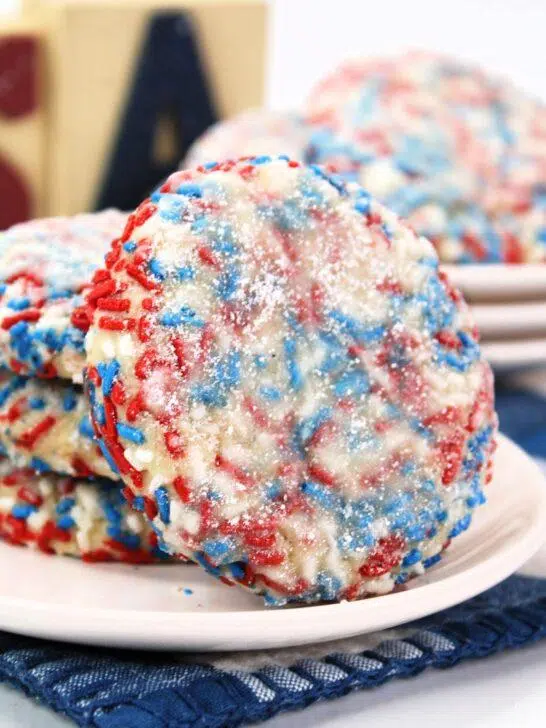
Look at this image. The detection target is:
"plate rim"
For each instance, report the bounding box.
[0,433,545,651]
[442,263,546,302]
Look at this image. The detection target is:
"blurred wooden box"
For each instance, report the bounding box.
[0,0,267,226]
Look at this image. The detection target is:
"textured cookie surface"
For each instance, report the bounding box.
[183,109,309,169]
[84,157,497,605]
[0,210,127,381]
[0,374,118,480]
[306,52,546,264]
[0,462,166,562]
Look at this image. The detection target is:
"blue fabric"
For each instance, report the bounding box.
[0,383,545,727]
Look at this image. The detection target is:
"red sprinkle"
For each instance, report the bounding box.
[97,296,131,312]
[215,454,256,487]
[87,279,116,302]
[126,263,158,291]
[17,415,56,449]
[164,431,185,457]
[173,475,191,503]
[2,310,41,329]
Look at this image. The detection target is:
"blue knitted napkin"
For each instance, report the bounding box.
[0,380,545,728]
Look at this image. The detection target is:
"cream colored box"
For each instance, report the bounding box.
[15,0,267,218]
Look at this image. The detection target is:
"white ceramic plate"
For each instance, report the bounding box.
[472,301,546,338]
[443,264,546,302]
[482,338,546,371]
[0,434,543,652]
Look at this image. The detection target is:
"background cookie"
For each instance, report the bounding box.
[182,108,309,169]
[306,52,546,264]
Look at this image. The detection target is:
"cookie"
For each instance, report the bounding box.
[182,109,308,169]
[0,210,127,382]
[0,374,118,480]
[306,52,546,264]
[82,157,497,605]
[0,462,166,562]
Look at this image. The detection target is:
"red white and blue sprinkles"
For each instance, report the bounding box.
[0,210,127,382]
[0,373,119,480]
[78,156,497,605]
[305,52,546,264]
[0,461,168,563]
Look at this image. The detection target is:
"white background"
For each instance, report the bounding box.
[2,1,546,726]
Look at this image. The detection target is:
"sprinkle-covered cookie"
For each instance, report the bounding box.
[306,52,546,264]
[0,374,118,480]
[83,157,496,605]
[182,109,309,169]
[0,462,167,562]
[0,210,127,381]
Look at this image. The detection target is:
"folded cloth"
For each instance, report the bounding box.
[0,379,544,728]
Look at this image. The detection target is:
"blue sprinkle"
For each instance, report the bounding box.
[203,537,236,564]
[123,241,137,252]
[97,359,120,397]
[294,407,332,453]
[7,297,31,311]
[30,457,50,473]
[131,497,144,512]
[11,503,36,519]
[117,422,146,445]
[354,196,371,215]
[159,306,205,328]
[177,182,203,197]
[328,310,386,345]
[148,257,167,281]
[183,588,193,596]
[177,266,196,281]
[254,354,268,370]
[402,548,422,567]
[265,479,282,500]
[423,553,442,569]
[57,515,75,530]
[191,383,226,408]
[62,391,78,412]
[283,337,303,392]
[301,480,340,511]
[78,416,95,439]
[154,486,171,524]
[449,513,472,538]
[259,386,282,402]
[28,397,46,410]
[229,562,246,580]
[215,349,241,390]
[215,265,240,301]
[333,369,369,398]
[56,497,76,515]
[317,572,343,601]
[252,155,272,165]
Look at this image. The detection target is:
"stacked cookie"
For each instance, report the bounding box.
[0,212,166,563]
[76,157,496,605]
